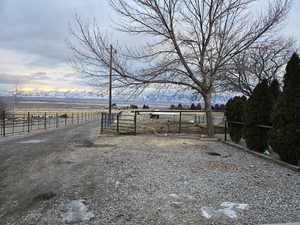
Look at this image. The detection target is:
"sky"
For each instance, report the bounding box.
[0,0,299,96]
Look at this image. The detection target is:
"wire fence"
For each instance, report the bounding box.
[0,111,101,137]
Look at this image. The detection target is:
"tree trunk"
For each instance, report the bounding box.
[203,93,215,137]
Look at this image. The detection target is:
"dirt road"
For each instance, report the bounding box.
[0,123,299,225]
[0,122,100,224]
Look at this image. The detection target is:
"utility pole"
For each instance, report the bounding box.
[13,82,19,113]
[109,45,113,116]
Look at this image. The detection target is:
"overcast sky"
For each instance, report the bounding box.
[0,0,299,95]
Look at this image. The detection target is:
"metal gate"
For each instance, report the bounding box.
[100,112,137,135]
[101,110,225,135]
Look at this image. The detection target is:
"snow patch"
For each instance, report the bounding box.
[201,207,214,219]
[169,193,195,201]
[221,202,249,210]
[218,208,238,219]
[61,200,94,223]
[201,202,249,219]
[18,139,46,144]
[169,193,180,199]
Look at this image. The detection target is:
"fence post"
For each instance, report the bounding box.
[37,115,40,129]
[56,113,58,128]
[179,111,182,133]
[23,114,25,133]
[12,116,15,134]
[225,120,228,142]
[2,111,5,137]
[103,113,105,129]
[27,112,30,133]
[65,114,67,127]
[72,113,74,125]
[31,115,33,131]
[117,113,119,134]
[44,112,47,129]
[101,113,104,133]
[134,111,137,135]
[108,113,111,128]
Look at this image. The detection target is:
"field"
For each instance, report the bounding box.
[14,101,104,114]
[107,111,225,135]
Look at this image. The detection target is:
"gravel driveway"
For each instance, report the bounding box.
[0,123,299,225]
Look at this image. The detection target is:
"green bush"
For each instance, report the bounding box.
[142,104,150,109]
[129,104,138,109]
[60,113,68,118]
[196,103,202,110]
[244,79,273,152]
[270,53,300,165]
[225,96,247,143]
[170,104,176,109]
[269,79,281,101]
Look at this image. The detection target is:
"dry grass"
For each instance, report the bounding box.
[137,121,224,134]
[15,102,102,114]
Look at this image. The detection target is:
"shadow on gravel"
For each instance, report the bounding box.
[206,152,222,156]
[33,192,56,202]
[77,139,115,148]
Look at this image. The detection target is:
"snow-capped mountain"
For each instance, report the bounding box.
[3,89,233,104]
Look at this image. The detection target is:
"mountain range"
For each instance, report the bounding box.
[1,89,233,105]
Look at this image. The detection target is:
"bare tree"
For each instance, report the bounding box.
[69,0,291,137]
[224,38,295,97]
[0,97,7,113]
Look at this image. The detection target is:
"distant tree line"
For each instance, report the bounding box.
[225,53,300,166]
[170,103,225,111]
[126,104,150,109]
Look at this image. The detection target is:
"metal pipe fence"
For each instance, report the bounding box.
[224,121,300,142]
[101,110,225,135]
[0,111,102,137]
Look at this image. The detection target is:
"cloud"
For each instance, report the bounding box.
[0,72,52,86]
[29,72,51,80]
[0,0,6,13]
[0,73,27,84]
[0,0,299,95]
[0,0,111,66]
[64,72,81,79]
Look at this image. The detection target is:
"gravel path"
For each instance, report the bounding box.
[0,126,299,225]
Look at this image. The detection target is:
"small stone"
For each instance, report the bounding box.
[170,201,183,209]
